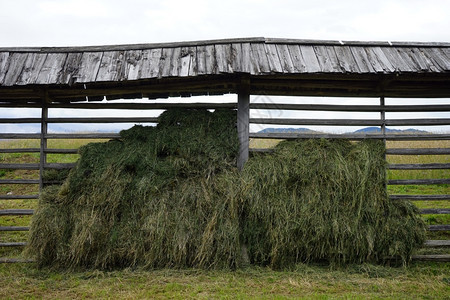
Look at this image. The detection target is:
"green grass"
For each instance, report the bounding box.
[0,262,449,299]
[0,138,449,298]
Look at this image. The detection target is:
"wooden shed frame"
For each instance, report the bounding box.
[0,37,449,261]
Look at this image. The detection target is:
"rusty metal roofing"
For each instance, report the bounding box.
[0,38,449,101]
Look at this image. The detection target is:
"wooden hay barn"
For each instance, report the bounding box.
[0,37,449,262]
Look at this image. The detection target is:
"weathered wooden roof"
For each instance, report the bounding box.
[0,37,449,102]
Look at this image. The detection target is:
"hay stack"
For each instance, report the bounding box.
[26,109,425,269]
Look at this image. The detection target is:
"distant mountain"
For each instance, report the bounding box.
[258,127,430,134]
[352,127,429,134]
[259,127,319,134]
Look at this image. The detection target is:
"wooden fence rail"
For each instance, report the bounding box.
[1,98,449,263]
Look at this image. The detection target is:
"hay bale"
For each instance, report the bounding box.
[26,109,425,269]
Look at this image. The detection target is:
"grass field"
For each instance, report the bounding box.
[0,262,449,299]
[0,138,449,298]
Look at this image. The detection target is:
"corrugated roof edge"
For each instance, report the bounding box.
[0,37,449,53]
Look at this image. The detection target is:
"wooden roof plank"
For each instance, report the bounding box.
[251,43,271,73]
[393,47,421,72]
[196,45,207,75]
[16,53,47,85]
[178,47,192,77]
[187,46,197,76]
[135,49,151,79]
[264,43,283,73]
[0,52,10,84]
[125,49,144,80]
[363,47,387,73]
[299,45,321,73]
[204,45,217,74]
[159,48,173,78]
[231,43,242,73]
[324,46,344,73]
[168,47,181,77]
[367,47,396,72]
[350,46,376,73]
[287,44,307,73]
[276,44,295,73]
[333,46,359,73]
[424,47,450,71]
[380,47,414,72]
[400,48,430,72]
[215,44,231,73]
[58,52,83,84]
[138,48,162,79]
[313,45,335,72]
[75,52,103,83]
[95,51,118,82]
[241,43,253,74]
[247,42,262,74]
[2,53,28,86]
[35,53,68,84]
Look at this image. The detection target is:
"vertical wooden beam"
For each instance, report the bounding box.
[237,79,250,170]
[380,96,386,136]
[380,96,387,192]
[39,97,48,191]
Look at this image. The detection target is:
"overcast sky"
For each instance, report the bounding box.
[1,0,449,133]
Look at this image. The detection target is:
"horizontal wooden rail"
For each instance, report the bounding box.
[411,255,450,262]
[44,133,121,139]
[387,163,450,170]
[0,242,26,247]
[0,179,39,184]
[0,102,239,109]
[0,194,39,200]
[0,163,78,170]
[0,162,75,169]
[2,102,448,113]
[45,163,76,169]
[249,118,450,126]
[428,225,450,231]
[249,133,450,140]
[2,133,450,141]
[8,116,448,126]
[249,103,450,112]
[0,209,34,216]
[0,133,120,139]
[0,148,40,153]
[45,148,78,154]
[424,240,450,247]
[250,118,382,126]
[0,164,39,170]
[386,119,450,126]
[47,117,159,123]
[388,179,450,185]
[0,226,29,231]
[250,148,450,155]
[51,102,238,110]
[389,195,450,201]
[386,148,450,155]
[0,258,34,263]
[420,208,450,214]
[0,133,41,139]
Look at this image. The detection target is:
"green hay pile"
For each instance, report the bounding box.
[26,109,425,270]
[241,139,425,267]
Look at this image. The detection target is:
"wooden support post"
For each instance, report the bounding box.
[380,96,386,159]
[237,80,250,171]
[380,97,386,136]
[39,99,48,191]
